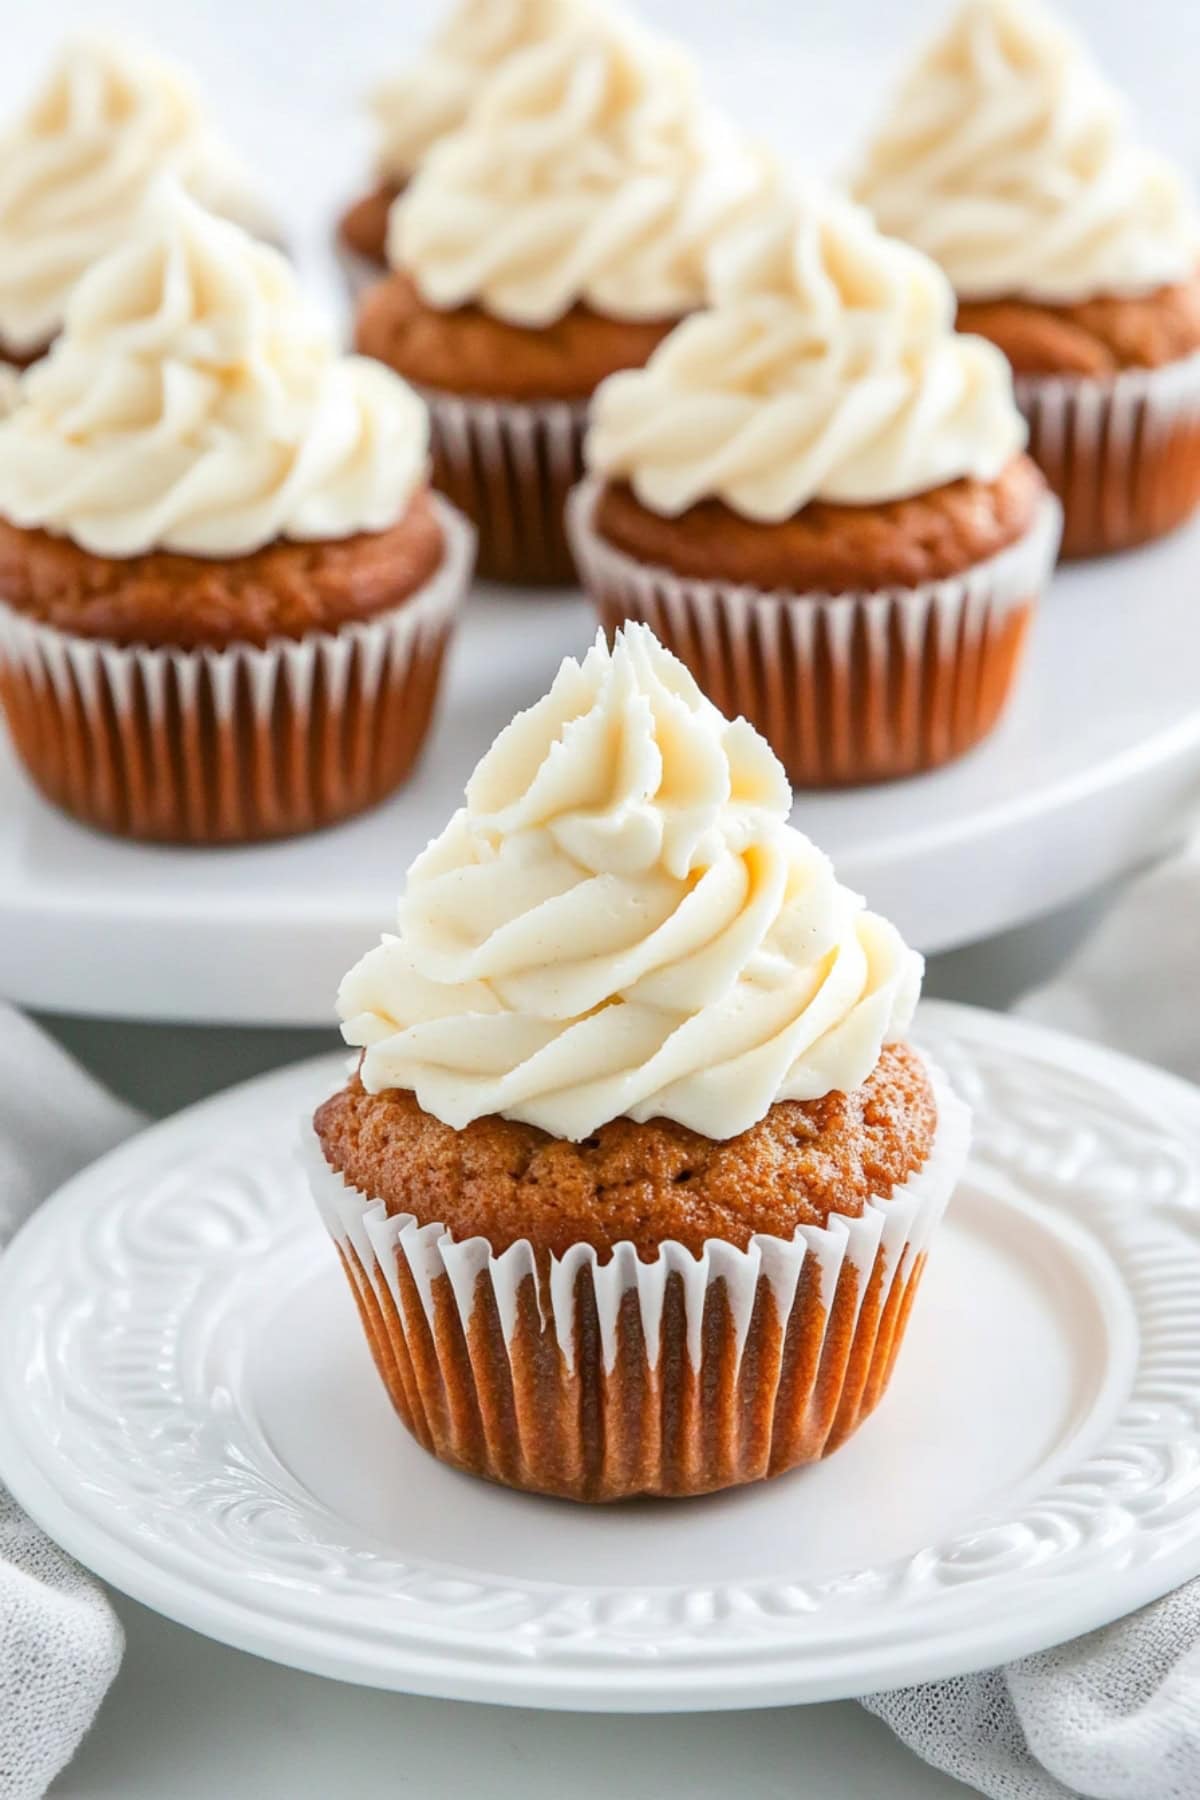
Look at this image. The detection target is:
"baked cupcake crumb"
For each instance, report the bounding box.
[593,457,1044,592]
[356,270,678,404]
[0,490,444,650]
[315,1041,938,1260]
[958,272,1200,377]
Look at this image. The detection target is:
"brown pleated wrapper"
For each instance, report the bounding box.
[307,1061,970,1504]
[417,385,587,586]
[0,499,475,844]
[1016,353,1200,558]
[567,479,1062,790]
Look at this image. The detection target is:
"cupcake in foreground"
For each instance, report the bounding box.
[309,624,971,1503]
[0,182,473,844]
[337,0,595,298]
[569,190,1059,787]
[0,36,269,378]
[356,18,767,585]
[852,0,1200,557]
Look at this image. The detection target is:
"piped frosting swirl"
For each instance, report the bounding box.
[0,182,428,558]
[389,19,771,327]
[369,0,596,183]
[0,36,267,355]
[585,188,1025,518]
[852,0,1200,303]
[339,625,923,1141]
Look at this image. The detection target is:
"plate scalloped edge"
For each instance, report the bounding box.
[2,1000,1200,1710]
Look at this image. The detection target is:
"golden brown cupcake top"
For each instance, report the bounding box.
[957,275,1200,377]
[355,269,677,403]
[593,457,1043,591]
[0,489,443,649]
[315,1042,937,1258]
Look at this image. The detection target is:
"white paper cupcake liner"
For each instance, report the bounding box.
[417,385,589,586]
[1015,349,1200,556]
[0,497,475,844]
[567,477,1061,788]
[306,1054,971,1502]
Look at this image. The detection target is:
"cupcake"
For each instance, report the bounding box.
[337,0,595,300]
[0,182,473,845]
[569,190,1060,788]
[852,0,1200,558]
[0,36,269,379]
[355,18,768,585]
[310,624,970,1502]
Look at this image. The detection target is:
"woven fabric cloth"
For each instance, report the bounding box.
[866,842,1200,1800]
[0,1008,138,1800]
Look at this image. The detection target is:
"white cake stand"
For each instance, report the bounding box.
[1,522,1198,1026]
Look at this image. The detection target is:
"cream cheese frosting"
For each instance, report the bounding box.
[389,19,772,328]
[0,36,268,356]
[369,0,596,184]
[339,624,923,1141]
[852,0,1200,304]
[585,188,1025,519]
[0,181,428,559]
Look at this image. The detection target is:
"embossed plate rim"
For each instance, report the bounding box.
[2,999,1200,1710]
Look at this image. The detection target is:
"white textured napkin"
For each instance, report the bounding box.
[866,841,1200,1800]
[0,1008,138,1800]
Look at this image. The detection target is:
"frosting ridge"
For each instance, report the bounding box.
[389,19,771,327]
[339,624,923,1140]
[0,181,428,558]
[585,188,1026,518]
[370,0,596,183]
[852,0,1200,303]
[0,36,266,354]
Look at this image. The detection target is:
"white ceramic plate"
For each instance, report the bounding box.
[2,522,1200,1026]
[2,1002,1200,1710]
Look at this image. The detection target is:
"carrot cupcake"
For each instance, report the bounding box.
[568,190,1059,787]
[852,0,1200,557]
[356,18,768,584]
[0,181,473,844]
[337,0,594,298]
[0,35,269,379]
[309,623,970,1502]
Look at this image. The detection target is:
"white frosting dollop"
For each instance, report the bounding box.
[585,189,1025,519]
[389,20,771,327]
[0,36,268,355]
[370,0,596,183]
[852,0,1200,303]
[339,625,923,1141]
[0,182,428,559]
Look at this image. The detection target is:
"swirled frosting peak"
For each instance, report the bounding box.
[339,624,923,1140]
[0,36,267,355]
[389,19,770,327]
[370,0,596,183]
[586,188,1025,518]
[852,0,1200,302]
[0,181,428,558]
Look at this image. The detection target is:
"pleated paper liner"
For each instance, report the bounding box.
[1015,350,1200,558]
[417,384,588,586]
[307,1058,971,1504]
[0,498,475,845]
[568,479,1062,789]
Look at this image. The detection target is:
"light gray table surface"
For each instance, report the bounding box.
[35,893,1111,1800]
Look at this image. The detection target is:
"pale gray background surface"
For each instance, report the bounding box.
[0,0,1192,1791]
